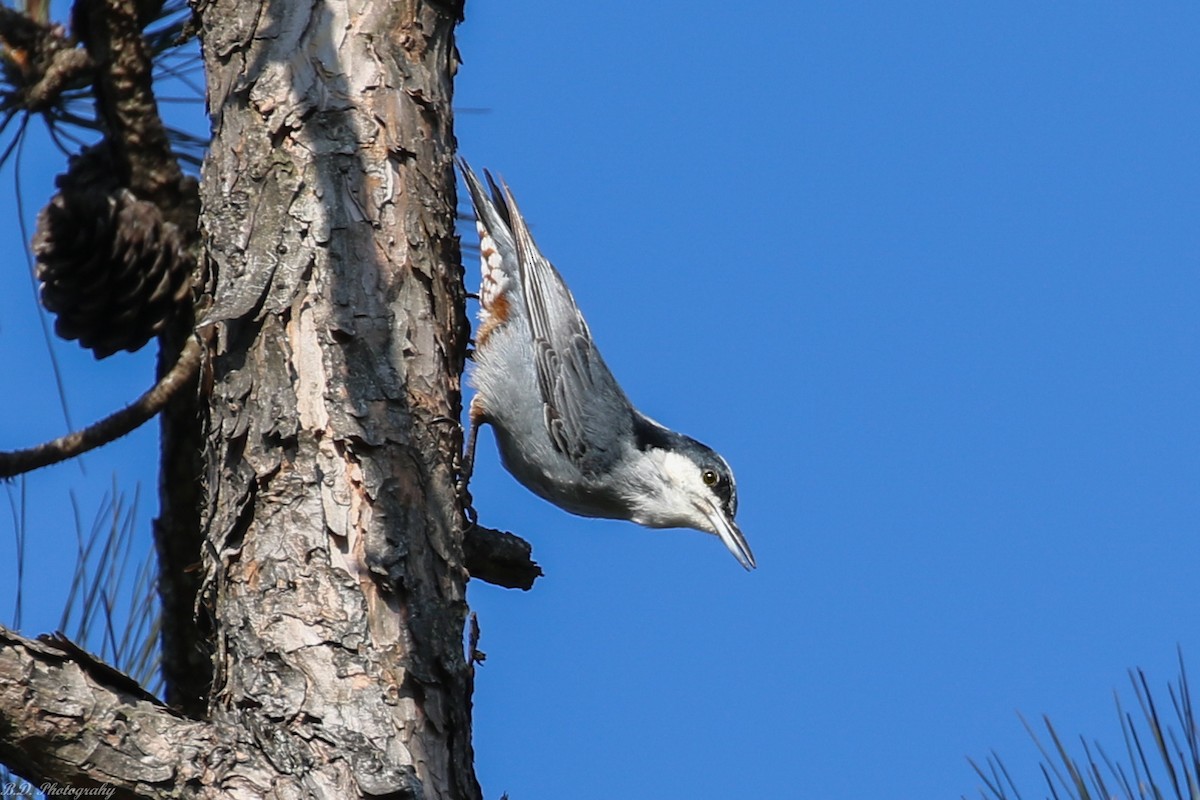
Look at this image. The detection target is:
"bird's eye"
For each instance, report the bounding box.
[702,469,719,487]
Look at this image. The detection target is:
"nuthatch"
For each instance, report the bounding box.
[458,161,755,570]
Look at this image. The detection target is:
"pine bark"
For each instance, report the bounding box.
[195,0,477,796]
[0,0,480,796]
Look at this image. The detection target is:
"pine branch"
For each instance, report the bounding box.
[0,336,202,479]
[463,524,542,590]
[0,624,267,797]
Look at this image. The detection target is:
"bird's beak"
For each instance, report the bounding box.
[700,499,756,571]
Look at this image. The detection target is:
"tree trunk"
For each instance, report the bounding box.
[196,0,477,796]
[0,0,480,796]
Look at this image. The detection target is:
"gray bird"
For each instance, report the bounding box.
[458,161,755,570]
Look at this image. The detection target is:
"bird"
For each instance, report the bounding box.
[457,160,755,570]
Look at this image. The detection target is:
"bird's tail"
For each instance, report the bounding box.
[458,159,523,343]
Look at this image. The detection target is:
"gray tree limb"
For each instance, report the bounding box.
[0,336,202,479]
[0,625,280,799]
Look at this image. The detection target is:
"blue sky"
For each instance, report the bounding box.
[3,3,1199,798]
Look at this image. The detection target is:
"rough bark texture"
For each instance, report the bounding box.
[78,0,183,214]
[196,0,477,797]
[155,309,210,718]
[1,0,480,795]
[463,524,543,590]
[0,626,279,798]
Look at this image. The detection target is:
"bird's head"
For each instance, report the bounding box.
[629,420,756,570]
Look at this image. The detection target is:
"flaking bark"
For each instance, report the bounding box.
[0,625,277,799]
[0,0,480,796]
[196,0,478,796]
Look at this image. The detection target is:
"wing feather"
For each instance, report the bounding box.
[498,181,634,475]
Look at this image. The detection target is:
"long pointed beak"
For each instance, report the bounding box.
[701,500,756,571]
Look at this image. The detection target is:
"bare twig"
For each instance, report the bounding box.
[22,46,93,110]
[79,0,183,215]
[0,6,94,112]
[462,524,542,590]
[0,336,202,478]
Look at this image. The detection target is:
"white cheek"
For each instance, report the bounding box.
[656,451,712,526]
[658,450,697,488]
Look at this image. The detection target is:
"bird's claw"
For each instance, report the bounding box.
[430,414,479,531]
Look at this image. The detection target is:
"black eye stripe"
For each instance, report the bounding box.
[701,466,735,505]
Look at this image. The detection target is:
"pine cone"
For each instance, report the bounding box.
[54,142,122,196]
[34,183,194,359]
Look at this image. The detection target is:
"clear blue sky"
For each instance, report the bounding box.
[3,3,1199,799]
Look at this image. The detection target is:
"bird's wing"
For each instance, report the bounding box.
[498,181,634,476]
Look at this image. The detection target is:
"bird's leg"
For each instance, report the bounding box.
[430,412,478,528]
[455,400,484,528]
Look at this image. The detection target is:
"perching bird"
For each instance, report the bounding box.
[458,161,755,570]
